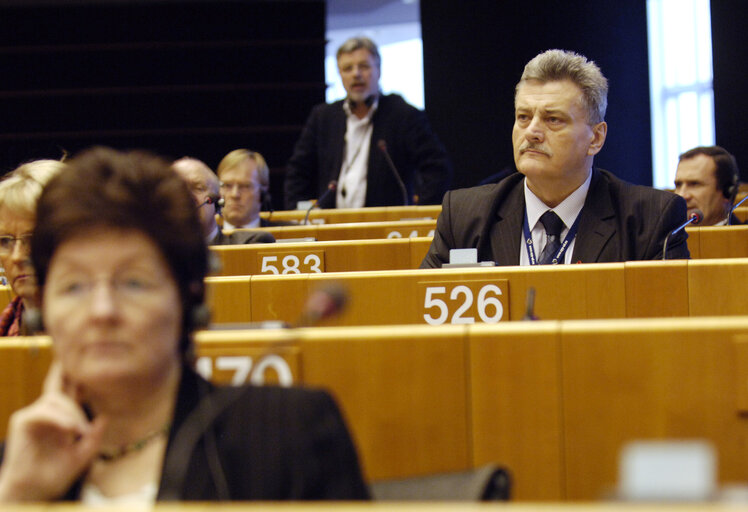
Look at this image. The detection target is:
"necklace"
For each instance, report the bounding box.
[97,423,171,462]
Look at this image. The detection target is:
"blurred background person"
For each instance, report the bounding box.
[284,36,452,210]
[0,146,369,503]
[216,149,289,227]
[0,159,67,336]
[172,156,274,244]
[674,145,741,226]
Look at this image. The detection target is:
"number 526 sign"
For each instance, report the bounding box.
[418,279,509,325]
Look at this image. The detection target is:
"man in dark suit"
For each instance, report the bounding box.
[674,145,742,226]
[172,157,275,245]
[421,49,689,268]
[284,36,452,210]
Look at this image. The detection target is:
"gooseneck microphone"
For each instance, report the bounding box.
[728,194,748,225]
[662,209,703,260]
[303,180,337,225]
[377,140,409,206]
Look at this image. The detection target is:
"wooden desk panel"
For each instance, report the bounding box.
[734,206,748,223]
[409,237,432,268]
[254,219,437,242]
[688,258,748,316]
[209,264,636,328]
[313,219,436,241]
[261,205,441,225]
[624,261,689,317]
[194,330,301,386]
[298,325,470,481]
[248,273,309,324]
[0,337,52,439]
[211,238,414,276]
[685,227,700,259]
[560,317,748,500]
[7,319,748,500]
[469,322,563,500]
[204,276,252,324]
[690,226,748,258]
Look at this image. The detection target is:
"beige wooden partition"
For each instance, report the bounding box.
[246,219,436,242]
[260,205,441,225]
[685,225,748,258]
[468,317,748,500]
[6,318,748,501]
[210,237,433,276]
[559,317,748,499]
[211,238,416,276]
[205,259,748,327]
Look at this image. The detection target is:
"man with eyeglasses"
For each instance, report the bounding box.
[172,157,275,245]
[216,149,290,228]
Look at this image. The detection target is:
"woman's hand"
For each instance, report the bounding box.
[0,362,107,502]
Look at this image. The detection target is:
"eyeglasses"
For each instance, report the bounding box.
[0,234,32,254]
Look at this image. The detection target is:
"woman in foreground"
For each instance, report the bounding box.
[0,147,369,503]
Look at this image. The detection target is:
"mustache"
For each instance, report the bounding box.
[519,143,551,157]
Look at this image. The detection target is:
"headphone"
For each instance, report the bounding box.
[723,155,740,204]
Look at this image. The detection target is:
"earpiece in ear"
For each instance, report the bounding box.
[22,307,44,334]
[190,303,211,330]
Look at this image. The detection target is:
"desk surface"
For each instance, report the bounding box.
[0,502,743,511]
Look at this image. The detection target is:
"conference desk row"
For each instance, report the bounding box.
[4,316,748,500]
[0,504,740,511]
[257,202,747,227]
[205,258,748,327]
[211,225,748,277]
[260,205,442,225]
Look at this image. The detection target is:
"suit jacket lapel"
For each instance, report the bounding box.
[482,177,524,266]
[328,104,347,186]
[572,169,616,263]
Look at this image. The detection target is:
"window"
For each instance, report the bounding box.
[647,0,714,188]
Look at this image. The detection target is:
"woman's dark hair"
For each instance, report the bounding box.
[31,146,208,355]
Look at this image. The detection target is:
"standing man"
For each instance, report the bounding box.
[674,145,741,226]
[172,157,275,245]
[284,36,452,210]
[421,49,689,268]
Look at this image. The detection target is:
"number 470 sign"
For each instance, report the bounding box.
[418,279,509,325]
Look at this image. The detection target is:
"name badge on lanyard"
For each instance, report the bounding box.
[523,210,582,265]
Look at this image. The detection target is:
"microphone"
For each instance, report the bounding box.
[294,282,349,328]
[303,180,337,225]
[207,282,349,331]
[727,194,748,225]
[199,193,224,210]
[522,287,538,321]
[662,209,703,260]
[377,140,409,206]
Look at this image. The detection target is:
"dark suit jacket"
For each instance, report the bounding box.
[157,368,370,500]
[421,169,690,268]
[728,212,744,226]
[44,367,369,501]
[260,217,295,227]
[211,229,275,245]
[284,94,452,209]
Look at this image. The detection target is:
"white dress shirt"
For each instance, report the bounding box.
[335,98,378,208]
[519,170,592,265]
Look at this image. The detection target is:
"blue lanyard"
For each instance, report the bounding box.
[523,209,583,265]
